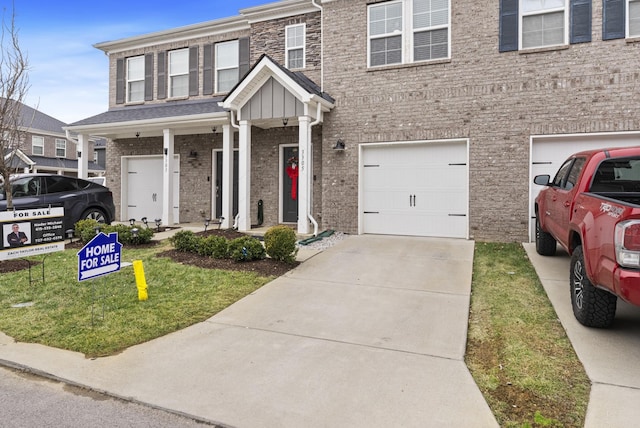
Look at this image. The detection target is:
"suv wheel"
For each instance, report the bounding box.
[82,208,107,224]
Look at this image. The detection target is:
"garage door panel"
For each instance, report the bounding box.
[362,141,468,238]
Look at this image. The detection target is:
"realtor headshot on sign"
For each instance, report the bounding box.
[5,223,29,248]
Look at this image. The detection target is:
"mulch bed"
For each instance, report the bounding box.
[0,228,298,277]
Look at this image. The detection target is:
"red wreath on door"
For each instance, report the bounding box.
[286,157,299,200]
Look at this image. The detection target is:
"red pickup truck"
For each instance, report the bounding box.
[534,146,640,328]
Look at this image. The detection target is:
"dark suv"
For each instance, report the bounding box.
[0,174,115,230]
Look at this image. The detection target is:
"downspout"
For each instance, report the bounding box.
[307,102,323,236]
[229,109,241,229]
[311,0,323,91]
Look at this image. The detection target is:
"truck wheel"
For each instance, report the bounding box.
[535,217,556,256]
[570,246,617,328]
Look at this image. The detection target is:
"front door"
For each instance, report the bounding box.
[214,150,239,219]
[282,146,299,223]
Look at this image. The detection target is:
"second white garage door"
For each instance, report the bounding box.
[361,140,468,238]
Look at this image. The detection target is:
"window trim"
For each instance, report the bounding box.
[168,48,189,99]
[628,0,640,37]
[367,0,451,69]
[126,55,145,103]
[32,136,44,156]
[55,139,66,158]
[285,23,306,69]
[519,0,569,50]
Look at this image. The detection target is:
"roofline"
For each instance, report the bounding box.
[240,0,320,23]
[94,16,249,54]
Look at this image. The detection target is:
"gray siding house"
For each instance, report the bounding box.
[66,0,640,242]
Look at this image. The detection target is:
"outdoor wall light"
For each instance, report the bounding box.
[333,139,346,150]
[77,151,81,158]
[154,218,162,232]
[141,217,148,228]
[204,218,211,232]
[282,117,289,126]
[188,150,198,159]
[212,126,216,133]
[163,148,168,156]
[136,132,140,138]
[129,218,136,226]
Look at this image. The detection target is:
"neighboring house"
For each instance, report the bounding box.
[65,0,640,242]
[4,101,104,177]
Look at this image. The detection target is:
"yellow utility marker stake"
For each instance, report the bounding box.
[133,260,148,301]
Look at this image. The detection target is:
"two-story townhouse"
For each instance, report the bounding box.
[6,101,104,177]
[66,0,640,242]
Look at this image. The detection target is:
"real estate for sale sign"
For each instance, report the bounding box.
[0,207,65,261]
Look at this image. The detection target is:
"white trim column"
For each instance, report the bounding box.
[238,120,251,232]
[162,128,175,226]
[77,133,89,179]
[297,115,311,234]
[221,124,234,229]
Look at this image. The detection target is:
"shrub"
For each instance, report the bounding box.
[198,235,228,259]
[169,230,200,253]
[105,224,154,245]
[264,225,298,263]
[75,219,102,243]
[228,236,265,262]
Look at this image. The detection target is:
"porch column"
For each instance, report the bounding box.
[162,128,175,226]
[77,133,89,179]
[297,115,311,234]
[237,120,251,232]
[221,124,234,229]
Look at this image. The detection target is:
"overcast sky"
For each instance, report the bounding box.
[3,0,270,124]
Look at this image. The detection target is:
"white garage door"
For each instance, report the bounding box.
[530,133,640,241]
[124,156,180,223]
[361,140,468,238]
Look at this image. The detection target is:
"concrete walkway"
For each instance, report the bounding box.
[0,235,497,427]
[524,244,640,428]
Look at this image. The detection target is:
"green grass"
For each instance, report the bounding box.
[0,243,272,358]
[466,242,590,428]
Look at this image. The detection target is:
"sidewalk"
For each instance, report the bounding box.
[0,235,496,427]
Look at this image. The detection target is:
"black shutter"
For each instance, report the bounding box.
[203,44,214,95]
[115,58,125,104]
[144,53,154,101]
[603,0,625,40]
[570,0,592,43]
[189,46,199,96]
[239,37,250,79]
[157,51,166,99]
[499,0,518,52]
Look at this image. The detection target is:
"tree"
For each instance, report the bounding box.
[0,5,30,210]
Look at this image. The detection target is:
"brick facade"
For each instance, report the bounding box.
[96,0,640,242]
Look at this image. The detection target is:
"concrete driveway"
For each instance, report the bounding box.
[524,244,640,428]
[0,235,497,428]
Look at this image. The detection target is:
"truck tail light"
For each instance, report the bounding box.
[615,221,640,268]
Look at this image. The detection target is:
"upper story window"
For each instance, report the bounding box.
[32,136,44,156]
[169,48,189,98]
[286,24,306,69]
[55,139,66,157]
[500,0,590,52]
[368,0,450,68]
[126,56,145,103]
[216,40,239,93]
[520,0,567,49]
[629,0,640,37]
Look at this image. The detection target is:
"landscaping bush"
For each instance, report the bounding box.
[107,224,154,245]
[197,235,229,258]
[264,225,298,263]
[228,236,266,262]
[75,219,102,243]
[169,230,200,253]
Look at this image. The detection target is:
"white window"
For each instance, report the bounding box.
[368,0,450,68]
[55,139,66,157]
[32,136,44,156]
[286,24,306,69]
[630,0,640,37]
[169,48,189,98]
[520,0,567,49]
[216,40,239,93]
[127,56,144,103]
